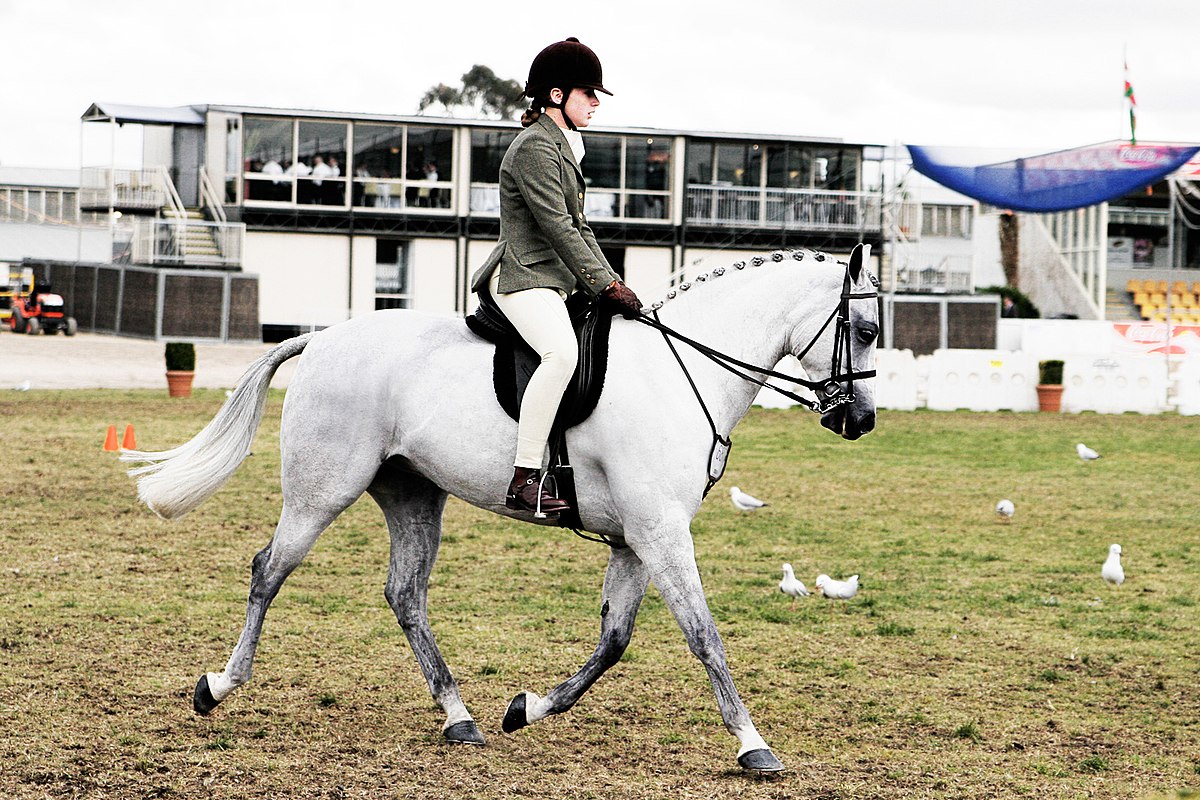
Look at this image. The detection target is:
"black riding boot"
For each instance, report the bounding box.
[506,466,571,516]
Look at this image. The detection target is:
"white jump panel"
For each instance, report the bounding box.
[925,349,1038,412]
[1063,356,1169,415]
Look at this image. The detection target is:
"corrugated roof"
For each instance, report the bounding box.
[81,103,205,126]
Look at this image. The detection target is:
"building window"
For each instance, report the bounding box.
[469,129,517,213]
[406,127,453,209]
[224,117,241,203]
[579,134,672,221]
[375,239,411,309]
[296,120,347,206]
[243,117,294,202]
[922,204,972,238]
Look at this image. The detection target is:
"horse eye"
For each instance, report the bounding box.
[856,325,878,344]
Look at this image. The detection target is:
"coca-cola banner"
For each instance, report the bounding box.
[1111,321,1200,356]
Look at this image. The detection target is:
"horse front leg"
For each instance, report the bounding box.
[637,522,784,773]
[368,469,483,745]
[502,545,649,732]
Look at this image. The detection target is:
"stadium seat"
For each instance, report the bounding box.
[1150,292,1167,307]
[1140,305,1156,319]
[1192,281,1200,295]
[1127,279,1142,293]
[1156,280,1170,293]
[1134,291,1150,308]
[1172,280,1189,294]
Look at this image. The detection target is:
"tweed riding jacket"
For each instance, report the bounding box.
[470,113,620,297]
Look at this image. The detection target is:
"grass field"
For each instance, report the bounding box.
[2,390,1199,799]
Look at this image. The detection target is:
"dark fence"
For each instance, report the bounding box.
[886,295,999,355]
[21,259,260,342]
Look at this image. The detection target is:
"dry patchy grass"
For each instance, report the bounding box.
[2,390,1199,798]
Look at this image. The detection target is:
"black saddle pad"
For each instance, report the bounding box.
[465,286,613,432]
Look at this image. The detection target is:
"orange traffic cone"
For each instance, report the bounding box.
[103,425,119,452]
[122,424,137,450]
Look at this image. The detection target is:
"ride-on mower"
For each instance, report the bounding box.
[5,270,76,335]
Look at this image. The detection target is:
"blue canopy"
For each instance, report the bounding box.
[907,141,1199,212]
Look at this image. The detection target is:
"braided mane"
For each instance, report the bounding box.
[649,249,853,310]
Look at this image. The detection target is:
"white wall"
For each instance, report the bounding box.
[244,231,350,326]
[409,238,458,315]
[623,245,673,298]
[973,212,1005,287]
[350,235,377,317]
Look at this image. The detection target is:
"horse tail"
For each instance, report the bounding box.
[121,333,315,520]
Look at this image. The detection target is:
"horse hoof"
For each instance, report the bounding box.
[193,674,219,716]
[501,692,528,733]
[738,748,785,773]
[443,720,486,746]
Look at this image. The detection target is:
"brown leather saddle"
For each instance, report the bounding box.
[465,285,614,530]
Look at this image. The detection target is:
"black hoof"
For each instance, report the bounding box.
[738,748,785,773]
[501,692,528,733]
[193,674,219,716]
[443,720,486,746]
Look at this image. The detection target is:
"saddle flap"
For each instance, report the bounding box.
[465,285,614,432]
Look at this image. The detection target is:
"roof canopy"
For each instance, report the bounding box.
[81,103,205,126]
[907,141,1200,212]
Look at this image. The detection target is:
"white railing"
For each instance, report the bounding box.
[892,254,974,293]
[80,167,166,211]
[130,217,245,267]
[686,185,882,232]
[199,167,227,223]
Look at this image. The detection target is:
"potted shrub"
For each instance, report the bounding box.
[165,341,196,398]
[1036,359,1064,412]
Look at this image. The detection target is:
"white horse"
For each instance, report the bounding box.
[124,244,879,773]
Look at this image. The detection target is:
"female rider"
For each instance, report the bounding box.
[470,37,643,516]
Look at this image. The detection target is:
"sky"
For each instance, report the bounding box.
[2,0,1198,170]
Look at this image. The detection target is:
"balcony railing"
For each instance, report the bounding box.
[130,217,245,268]
[686,185,882,232]
[80,167,167,212]
[892,254,974,293]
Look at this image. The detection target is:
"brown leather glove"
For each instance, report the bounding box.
[601,280,643,319]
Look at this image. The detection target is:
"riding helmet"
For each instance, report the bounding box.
[524,37,612,98]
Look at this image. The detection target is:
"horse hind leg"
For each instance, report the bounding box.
[502,546,649,734]
[368,465,484,746]
[193,497,348,715]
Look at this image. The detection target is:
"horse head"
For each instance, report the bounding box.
[792,243,879,440]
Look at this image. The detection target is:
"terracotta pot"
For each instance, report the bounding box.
[166,370,195,398]
[1035,384,1063,413]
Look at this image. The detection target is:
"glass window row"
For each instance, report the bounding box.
[231,116,868,228]
[0,188,79,224]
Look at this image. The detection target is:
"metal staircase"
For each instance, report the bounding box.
[82,165,244,269]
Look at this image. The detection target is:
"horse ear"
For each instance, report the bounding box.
[848,243,870,282]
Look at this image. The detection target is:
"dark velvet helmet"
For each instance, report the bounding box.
[524,37,612,99]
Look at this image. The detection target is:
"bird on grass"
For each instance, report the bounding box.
[730,486,767,511]
[778,564,809,605]
[995,499,1015,522]
[1077,443,1101,461]
[815,574,859,612]
[1101,543,1125,587]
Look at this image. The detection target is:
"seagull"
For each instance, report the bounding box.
[1077,443,1101,461]
[13,380,31,391]
[779,564,809,605]
[815,573,859,601]
[995,499,1015,522]
[1101,543,1124,587]
[730,486,767,511]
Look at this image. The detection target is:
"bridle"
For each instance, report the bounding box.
[636,255,879,415]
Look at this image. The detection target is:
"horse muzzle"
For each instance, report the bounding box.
[820,400,875,440]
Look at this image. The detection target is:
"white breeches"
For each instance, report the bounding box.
[489,267,578,469]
